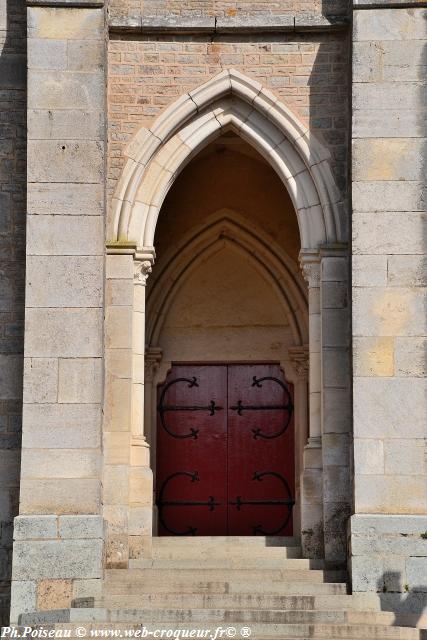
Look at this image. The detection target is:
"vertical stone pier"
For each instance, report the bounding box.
[10,0,106,621]
[350,1,427,597]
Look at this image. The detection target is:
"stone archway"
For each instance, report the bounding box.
[104,68,350,567]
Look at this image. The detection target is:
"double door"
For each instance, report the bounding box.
[156,364,294,536]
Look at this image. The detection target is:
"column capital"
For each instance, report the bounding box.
[299,249,321,287]
[288,345,309,380]
[145,347,163,382]
[134,248,156,286]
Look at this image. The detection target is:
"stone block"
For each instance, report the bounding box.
[27,215,104,256]
[353,439,384,475]
[9,581,37,623]
[354,474,427,513]
[351,514,427,536]
[28,38,67,71]
[322,309,349,348]
[406,557,427,592]
[353,80,426,112]
[104,431,130,465]
[21,449,100,479]
[29,109,104,142]
[72,578,103,601]
[322,387,351,433]
[103,466,129,505]
[351,554,385,592]
[105,306,133,349]
[0,355,23,400]
[353,40,426,83]
[26,256,103,309]
[104,377,131,431]
[353,287,426,337]
[20,478,101,515]
[105,349,132,379]
[27,182,104,216]
[25,308,102,357]
[58,515,104,539]
[352,255,387,287]
[28,140,103,184]
[129,466,153,504]
[58,358,102,403]
[353,8,427,42]
[321,257,348,282]
[321,281,347,309]
[354,378,426,439]
[103,505,128,535]
[23,358,58,404]
[13,539,103,580]
[106,279,134,307]
[353,180,427,212]
[322,349,350,388]
[395,337,426,377]
[22,403,101,449]
[13,515,58,541]
[322,433,350,467]
[28,7,104,40]
[353,109,425,139]
[384,439,426,476]
[353,138,424,182]
[353,337,394,377]
[28,70,104,111]
[323,466,350,503]
[353,212,425,254]
[106,255,134,280]
[128,506,152,536]
[388,256,427,287]
[37,579,72,611]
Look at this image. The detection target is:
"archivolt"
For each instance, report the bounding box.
[146,211,308,347]
[110,69,345,251]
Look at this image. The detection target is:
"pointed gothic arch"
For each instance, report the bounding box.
[109,68,345,252]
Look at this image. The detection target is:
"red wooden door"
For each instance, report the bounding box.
[156,364,294,536]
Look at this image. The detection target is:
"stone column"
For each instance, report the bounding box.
[350,0,427,600]
[299,251,324,559]
[10,0,106,622]
[128,252,155,562]
[320,245,351,566]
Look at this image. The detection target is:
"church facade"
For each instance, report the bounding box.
[0,0,426,627]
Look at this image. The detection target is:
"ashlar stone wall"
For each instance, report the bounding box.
[350,3,427,599]
[0,0,26,625]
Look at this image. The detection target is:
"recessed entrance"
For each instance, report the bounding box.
[156,364,294,536]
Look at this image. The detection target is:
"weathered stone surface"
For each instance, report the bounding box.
[353,439,384,475]
[20,449,100,479]
[353,40,427,83]
[353,287,426,337]
[353,8,427,42]
[25,308,103,357]
[103,466,129,505]
[26,256,103,308]
[395,337,426,377]
[406,557,427,592]
[27,215,104,256]
[353,336,394,377]
[355,475,427,513]
[28,38,67,71]
[22,404,101,449]
[13,516,58,541]
[13,539,103,580]
[28,7,104,40]
[23,358,58,404]
[37,579,72,612]
[27,183,104,216]
[353,139,425,182]
[28,140,104,184]
[28,70,104,111]
[20,479,101,515]
[9,581,37,623]
[353,182,427,213]
[58,516,104,540]
[384,439,426,476]
[58,358,102,403]
[353,212,425,254]
[352,255,387,287]
[105,307,133,349]
[28,110,104,141]
[106,279,134,307]
[0,355,23,400]
[354,378,426,439]
[353,109,427,139]
[387,256,427,287]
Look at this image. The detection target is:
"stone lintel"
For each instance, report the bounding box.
[28,0,103,6]
[353,0,427,7]
[109,13,349,35]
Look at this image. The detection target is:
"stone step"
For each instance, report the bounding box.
[105,568,346,584]
[100,593,381,612]
[63,616,423,639]
[129,557,321,570]
[104,578,348,596]
[69,608,426,629]
[150,545,303,560]
[152,536,300,547]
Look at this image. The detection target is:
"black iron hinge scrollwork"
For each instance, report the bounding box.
[229,470,295,535]
[156,471,220,536]
[230,376,293,440]
[158,376,223,439]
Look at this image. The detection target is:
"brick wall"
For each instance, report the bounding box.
[108,32,350,203]
[0,0,26,626]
